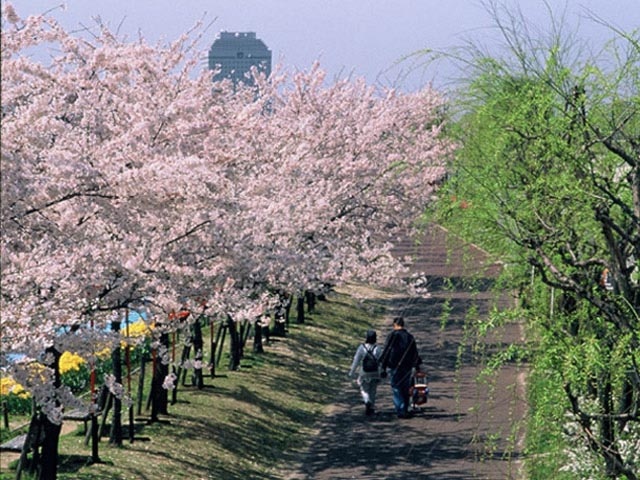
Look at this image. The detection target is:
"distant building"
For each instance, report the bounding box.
[208,32,272,86]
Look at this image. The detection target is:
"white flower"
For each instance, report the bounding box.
[162,373,177,390]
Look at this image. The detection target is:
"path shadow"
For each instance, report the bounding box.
[288,226,526,480]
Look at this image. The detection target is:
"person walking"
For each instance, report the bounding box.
[379,316,422,418]
[348,329,382,416]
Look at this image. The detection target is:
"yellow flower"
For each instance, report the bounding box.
[12,383,30,399]
[59,351,86,374]
[1,377,15,396]
[95,346,112,360]
[25,362,47,383]
[0,376,30,398]
[125,320,153,338]
[118,320,153,348]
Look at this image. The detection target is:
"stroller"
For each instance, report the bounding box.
[409,368,429,411]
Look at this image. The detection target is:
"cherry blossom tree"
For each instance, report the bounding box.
[191,65,453,361]
[1,3,452,478]
[219,64,453,294]
[1,5,237,476]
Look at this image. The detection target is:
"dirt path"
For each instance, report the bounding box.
[285,225,527,479]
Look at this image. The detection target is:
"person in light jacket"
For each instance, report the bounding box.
[348,329,382,416]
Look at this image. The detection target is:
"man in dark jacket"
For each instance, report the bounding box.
[379,316,422,418]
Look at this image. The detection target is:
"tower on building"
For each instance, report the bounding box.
[208,32,272,86]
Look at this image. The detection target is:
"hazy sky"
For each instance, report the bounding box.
[6,0,640,91]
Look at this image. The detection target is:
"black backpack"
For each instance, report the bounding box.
[362,344,378,373]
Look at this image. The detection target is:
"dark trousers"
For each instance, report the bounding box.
[390,368,412,416]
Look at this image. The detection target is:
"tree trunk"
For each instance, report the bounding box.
[170,331,179,405]
[283,293,292,326]
[124,314,134,444]
[238,321,247,359]
[600,379,625,479]
[38,346,61,480]
[38,414,61,480]
[159,333,170,415]
[215,323,227,368]
[253,318,264,353]
[109,320,123,446]
[227,316,241,371]
[150,331,169,422]
[271,292,290,336]
[305,290,316,313]
[296,295,305,324]
[272,313,286,336]
[178,344,191,387]
[209,319,216,378]
[192,317,204,389]
[90,411,100,462]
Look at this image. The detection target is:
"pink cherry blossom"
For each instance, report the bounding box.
[1,3,453,422]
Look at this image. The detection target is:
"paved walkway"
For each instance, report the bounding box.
[286,225,527,479]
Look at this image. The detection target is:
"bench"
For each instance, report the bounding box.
[63,409,93,433]
[63,409,103,446]
[1,429,41,478]
[0,433,27,452]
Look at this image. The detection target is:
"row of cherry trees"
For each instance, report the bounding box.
[1,4,452,477]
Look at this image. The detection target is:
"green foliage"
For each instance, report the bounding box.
[525,366,574,480]
[1,394,31,416]
[476,306,519,337]
[431,7,640,477]
[439,297,452,330]
[481,343,526,379]
[60,364,90,394]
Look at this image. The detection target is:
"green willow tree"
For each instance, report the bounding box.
[432,6,639,479]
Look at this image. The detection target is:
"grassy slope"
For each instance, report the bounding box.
[1,288,382,480]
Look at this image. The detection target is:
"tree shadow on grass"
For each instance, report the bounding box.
[59,454,113,472]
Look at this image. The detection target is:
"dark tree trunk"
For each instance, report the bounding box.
[109,320,123,446]
[170,331,179,405]
[90,409,100,461]
[123,315,134,444]
[305,290,316,313]
[272,312,286,336]
[18,409,41,478]
[227,316,242,371]
[38,346,61,480]
[617,377,634,433]
[272,292,290,336]
[273,294,287,337]
[99,390,112,440]
[253,318,264,353]
[209,319,216,378]
[600,379,627,479]
[38,414,61,480]
[192,317,204,389]
[150,331,169,422]
[178,343,191,387]
[238,321,247,359]
[159,332,170,415]
[296,296,305,324]
[150,354,163,422]
[283,293,292,326]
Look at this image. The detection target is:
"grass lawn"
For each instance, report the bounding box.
[1,287,385,480]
